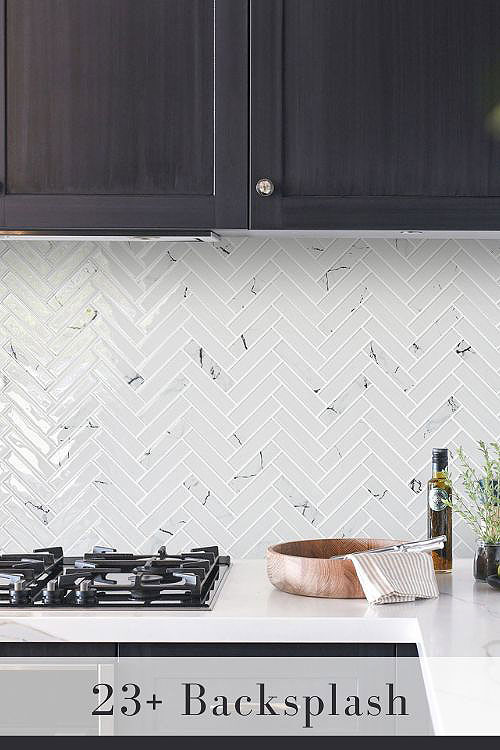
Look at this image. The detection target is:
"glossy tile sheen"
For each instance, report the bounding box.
[0,236,498,556]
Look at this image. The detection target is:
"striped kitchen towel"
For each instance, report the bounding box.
[346,550,439,604]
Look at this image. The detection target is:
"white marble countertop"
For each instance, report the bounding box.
[0,558,499,735]
[0,558,497,655]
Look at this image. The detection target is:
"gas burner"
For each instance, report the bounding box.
[0,545,229,610]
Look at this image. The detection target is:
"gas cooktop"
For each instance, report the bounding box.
[0,545,230,609]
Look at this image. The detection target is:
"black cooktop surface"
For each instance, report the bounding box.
[0,545,230,609]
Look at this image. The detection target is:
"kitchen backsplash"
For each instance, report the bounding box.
[0,236,497,556]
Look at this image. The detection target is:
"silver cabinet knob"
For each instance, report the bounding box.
[255,178,275,196]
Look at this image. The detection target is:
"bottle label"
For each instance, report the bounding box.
[428,488,449,511]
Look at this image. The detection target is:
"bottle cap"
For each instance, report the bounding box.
[432,448,448,458]
[432,448,448,468]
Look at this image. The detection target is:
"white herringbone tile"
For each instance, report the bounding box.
[0,237,498,556]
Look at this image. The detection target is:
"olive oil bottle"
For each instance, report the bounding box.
[427,448,452,572]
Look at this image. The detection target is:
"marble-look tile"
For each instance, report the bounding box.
[0,237,495,556]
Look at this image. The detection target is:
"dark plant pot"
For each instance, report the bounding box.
[473,541,500,581]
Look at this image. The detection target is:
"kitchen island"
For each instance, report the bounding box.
[0,558,498,736]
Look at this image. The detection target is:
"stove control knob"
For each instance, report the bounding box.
[42,579,64,606]
[9,579,31,606]
[75,579,97,606]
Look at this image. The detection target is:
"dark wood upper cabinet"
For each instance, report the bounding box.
[251,0,500,230]
[1,0,248,229]
[3,1,500,232]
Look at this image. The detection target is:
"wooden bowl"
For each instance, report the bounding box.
[267,538,403,599]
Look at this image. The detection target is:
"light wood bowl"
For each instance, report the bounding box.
[267,538,403,599]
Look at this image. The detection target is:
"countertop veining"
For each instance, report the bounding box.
[0,558,499,735]
[0,558,497,658]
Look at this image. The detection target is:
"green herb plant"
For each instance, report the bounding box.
[443,441,500,544]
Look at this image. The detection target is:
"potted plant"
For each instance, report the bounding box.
[443,441,500,580]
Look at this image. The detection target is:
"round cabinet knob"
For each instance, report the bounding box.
[255,178,275,196]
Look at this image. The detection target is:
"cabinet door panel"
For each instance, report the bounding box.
[251,0,500,229]
[2,0,247,228]
[8,0,214,196]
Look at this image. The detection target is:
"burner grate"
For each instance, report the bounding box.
[0,545,229,610]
